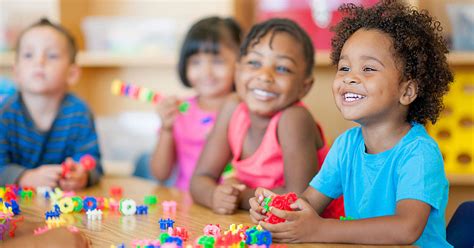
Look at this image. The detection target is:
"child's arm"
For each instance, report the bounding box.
[150,96,179,181]
[190,96,242,214]
[3,227,91,247]
[239,106,322,209]
[260,189,430,244]
[60,112,102,190]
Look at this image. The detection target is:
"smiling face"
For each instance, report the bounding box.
[14,26,78,96]
[186,43,237,98]
[235,31,313,117]
[333,29,410,125]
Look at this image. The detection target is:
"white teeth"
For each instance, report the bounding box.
[344,92,365,102]
[253,89,277,98]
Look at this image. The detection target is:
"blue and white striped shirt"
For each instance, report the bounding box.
[0,93,103,185]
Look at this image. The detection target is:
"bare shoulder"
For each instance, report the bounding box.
[278,105,323,147]
[212,93,241,129]
[279,105,315,129]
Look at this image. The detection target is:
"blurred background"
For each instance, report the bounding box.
[0,0,473,220]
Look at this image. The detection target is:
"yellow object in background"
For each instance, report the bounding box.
[428,73,474,174]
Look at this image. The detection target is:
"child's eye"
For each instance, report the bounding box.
[275,65,291,73]
[189,59,200,66]
[212,58,224,64]
[363,67,377,72]
[338,66,350,72]
[22,52,33,59]
[247,60,261,68]
[47,53,59,59]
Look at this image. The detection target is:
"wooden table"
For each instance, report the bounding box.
[17,176,413,248]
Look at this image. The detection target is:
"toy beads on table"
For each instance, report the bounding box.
[119,199,137,216]
[111,79,190,113]
[162,200,177,213]
[61,154,97,178]
[58,197,75,214]
[144,195,157,205]
[263,192,298,224]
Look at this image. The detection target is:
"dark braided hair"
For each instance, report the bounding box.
[240,18,315,77]
[331,0,453,125]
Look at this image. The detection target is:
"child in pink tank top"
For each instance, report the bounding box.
[149,17,242,191]
[190,19,344,218]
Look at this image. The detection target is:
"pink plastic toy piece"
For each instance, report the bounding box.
[162,200,177,212]
[33,226,50,235]
[203,224,221,237]
[67,226,79,233]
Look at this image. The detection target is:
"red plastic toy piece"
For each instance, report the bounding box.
[61,155,96,178]
[80,154,96,170]
[265,192,298,224]
[110,187,123,198]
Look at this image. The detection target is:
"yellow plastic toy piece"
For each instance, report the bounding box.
[428,73,474,174]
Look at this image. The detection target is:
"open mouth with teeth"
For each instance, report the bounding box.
[344,92,366,102]
[252,88,278,100]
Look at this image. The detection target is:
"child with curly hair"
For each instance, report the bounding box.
[249,1,453,246]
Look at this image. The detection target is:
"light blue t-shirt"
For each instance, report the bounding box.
[310,123,451,248]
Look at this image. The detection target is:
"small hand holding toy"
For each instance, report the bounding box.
[262,192,298,224]
[61,155,96,178]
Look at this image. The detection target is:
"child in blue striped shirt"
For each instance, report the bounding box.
[0,18,103,190]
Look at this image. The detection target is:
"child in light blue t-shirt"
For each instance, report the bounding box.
[248,1,454,247]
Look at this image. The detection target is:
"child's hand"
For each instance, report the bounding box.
[259,198,322,243]
[18,165,62,187]
[59,163,88,191]
[156,96,180,131]
[212,184,246,215]
[37,227,91,248]
[249,187,276,223]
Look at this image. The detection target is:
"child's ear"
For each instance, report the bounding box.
[298,75,314,98]
[66,64,81,86]
[399,79,418,105]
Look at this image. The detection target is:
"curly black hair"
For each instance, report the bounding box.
[178,16,242,88]
[331,0,453,125]
[240,18,315,77]
[16,18,77,63]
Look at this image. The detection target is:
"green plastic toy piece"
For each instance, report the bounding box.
[144,195,157,205]
[178,101,190,113]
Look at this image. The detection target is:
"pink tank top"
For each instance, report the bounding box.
[228,102,344,218]
[172,96,217,191]
[228,102,330,189]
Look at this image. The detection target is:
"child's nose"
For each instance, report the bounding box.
[257,67,274,83]
[343,73,360,85]
[34,54,46,66]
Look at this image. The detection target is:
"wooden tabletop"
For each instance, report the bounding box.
[16,176,413,247]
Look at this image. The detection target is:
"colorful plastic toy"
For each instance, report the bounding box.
[203,224,221,237]
[167,226,189,241]
[264,192,298,224]
[61,155,97,178]
[111,80,190,113]
[110,187,123,198]
[86,209,103,220]
[135,205,148,215]
[144,195,157,205]
[428,73,474,174]
[159,218,175,231]
[162,200,177,213]
[119,199,137,216]
[83,197,98,211]
[71,196,83,212]
[58,197,74,214]
[340,216,355,221]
